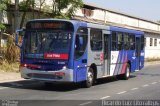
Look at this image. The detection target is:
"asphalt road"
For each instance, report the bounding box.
[0,63,160,106]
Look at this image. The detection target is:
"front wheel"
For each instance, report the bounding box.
[83,68,94,88]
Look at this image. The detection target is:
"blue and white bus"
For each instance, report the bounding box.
[16,19,144,87]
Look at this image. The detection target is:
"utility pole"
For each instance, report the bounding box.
[15,0,19,32]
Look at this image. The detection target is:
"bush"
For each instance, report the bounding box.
[4,34,20,63]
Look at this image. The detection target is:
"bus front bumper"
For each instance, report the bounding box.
[20,67,74,82]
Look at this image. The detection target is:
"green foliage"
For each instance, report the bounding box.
[0,24,6,30]
[0,0,10,30]
[51,0,83,19]
[19,0,34,10]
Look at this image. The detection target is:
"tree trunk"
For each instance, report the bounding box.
[20,0,30,29]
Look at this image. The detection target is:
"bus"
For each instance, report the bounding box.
[16,19,144,88]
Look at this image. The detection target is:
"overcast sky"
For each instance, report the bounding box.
[84,0,160,22]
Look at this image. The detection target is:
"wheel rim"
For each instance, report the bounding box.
[126,67,130,78]
[87,70,93,84]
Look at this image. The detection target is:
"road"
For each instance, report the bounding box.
[0,63,160,106]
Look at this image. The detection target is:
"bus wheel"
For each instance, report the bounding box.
[122,64,130,80]
[83,68,94,88]
[116,64,130,80]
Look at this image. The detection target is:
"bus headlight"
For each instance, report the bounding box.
[62,66,67,70]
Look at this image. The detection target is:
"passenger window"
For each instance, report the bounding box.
[90,29,102,51]
[130,34,135,50]
[141,36,144,50]
[124,33,130,50]
[75,28,88,60]
[117,32,123,50]
[112,31,117,51]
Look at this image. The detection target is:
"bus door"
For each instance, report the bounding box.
[135,36,141,70]
[103,31,111,76]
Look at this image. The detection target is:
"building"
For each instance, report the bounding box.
[74,2,160,60]
[1,1,160,60]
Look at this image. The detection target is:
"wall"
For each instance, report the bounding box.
[145,32,160,59]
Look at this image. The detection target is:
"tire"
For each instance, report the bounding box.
[122,64,130,80]
[116,64,130,80]
[83,68,94,88]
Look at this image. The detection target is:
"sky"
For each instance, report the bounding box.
[84,0,160,22]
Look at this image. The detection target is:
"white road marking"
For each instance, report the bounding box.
[0,87,9,90]
[117,91,127,95]
[100,96,111,99]
[131,88,139,90]
[79,101,92,106]
[142,84,149,87]
[151,82,157,85]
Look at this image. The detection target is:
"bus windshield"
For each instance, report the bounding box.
[24,31,72,59]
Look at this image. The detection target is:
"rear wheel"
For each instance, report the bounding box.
[83,68,94,88]
[116,64,130,80]
[122,64,130,80]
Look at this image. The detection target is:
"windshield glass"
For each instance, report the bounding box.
[24,31,72,59]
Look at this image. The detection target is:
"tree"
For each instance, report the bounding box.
[18,0,83,28]
[51,0,83,19]
[19,0,35,29]
[0,0,8,30]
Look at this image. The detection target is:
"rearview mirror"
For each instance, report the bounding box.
[15,29,24,48]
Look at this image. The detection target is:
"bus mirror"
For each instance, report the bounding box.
[15,29,24,48]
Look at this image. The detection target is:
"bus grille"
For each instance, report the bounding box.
[27,73,62,79]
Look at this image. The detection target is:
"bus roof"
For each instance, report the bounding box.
[26,18,88,28]
[27,19,144,34]
[110,26,144,35]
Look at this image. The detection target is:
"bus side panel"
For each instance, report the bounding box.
[117,51,128,75]
[74,49,88,82]
[140,50,145,69]
[127,50,136,72]
[110,51,120,76]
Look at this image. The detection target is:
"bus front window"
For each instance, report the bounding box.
[24,31,72,59]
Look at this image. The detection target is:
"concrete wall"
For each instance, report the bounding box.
[75,7,160,32]
[145,32,160,59]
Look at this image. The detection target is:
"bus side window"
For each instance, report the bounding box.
[141,35,144,50]
[75,28,88,60]
[130,34,135,50]
[112,31,117,51]
[117,32,123,50]
[124,33,130,50]
[90,29,102,51]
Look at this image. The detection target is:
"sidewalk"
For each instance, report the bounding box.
[0,72,24,83]
[0,61,160,83]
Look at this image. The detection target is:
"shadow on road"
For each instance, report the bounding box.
[134,73,160,77]
[0,75,137,92]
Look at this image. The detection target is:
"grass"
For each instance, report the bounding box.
[0,60,19,73]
